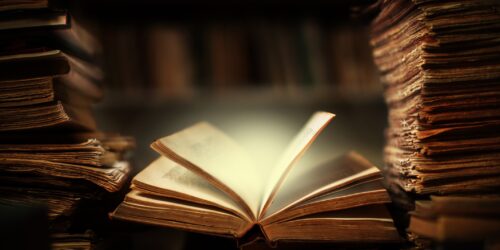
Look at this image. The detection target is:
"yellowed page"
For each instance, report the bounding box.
[112,190,251,238]
[259,111,335,218]
[132,156,251,221]
[262,179,389,225]
[0,50,61,61]
[152,122,261,219]
[261,151,381,221]
[262,204,400,242]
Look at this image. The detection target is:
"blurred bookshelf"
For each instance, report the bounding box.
[68,0,383,103]
[99,21,381,101]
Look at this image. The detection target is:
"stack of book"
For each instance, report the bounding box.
[0,1,134,249]
[370,0,500,245]
[409,196,500,244]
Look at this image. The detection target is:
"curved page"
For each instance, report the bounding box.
[133,156,251,221]
[152,122,262,219]
[262,151,381,220]
[259,111,335,218]
[262,204,399,242]
[112,190,250,238]
[262,178,389,224]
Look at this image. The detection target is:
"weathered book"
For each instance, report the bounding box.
[370,0,500,198]
[0,132,134,232]
[0,134,134,192]
[0,53,103,132]
[112,112,400,244]
[408,195,500,242]
[51,232,94,250]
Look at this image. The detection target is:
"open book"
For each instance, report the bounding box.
[111,112,400,243]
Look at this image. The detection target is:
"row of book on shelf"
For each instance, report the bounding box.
[103,20,381,98]
[371,0,500,248]
[0,1,133,249]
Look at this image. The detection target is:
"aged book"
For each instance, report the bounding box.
[370,0,500,245]
[112,112,400,244]
[371,0,500,196]
[0,135,134,192]
[0,2,134,245]
[371,0,500,197]
[408,195,500,241]
[0,52,103,131]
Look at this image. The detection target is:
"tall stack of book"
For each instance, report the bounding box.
[370,0,500,246]
[0,1,134,249]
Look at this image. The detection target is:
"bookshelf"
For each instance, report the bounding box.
[98,22,381,99]
[64,0,382,102]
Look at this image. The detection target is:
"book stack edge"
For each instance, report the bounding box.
[370,0,500,246]
[0,1,134,249]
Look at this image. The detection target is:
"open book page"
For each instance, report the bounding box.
[297,178,388,208]
[261,151,381,221]
[132,157,252,221]
[262,179,390,225]
[113,190,250,238]
[258,111,335,218]
[262,204,400,242]
[152,122,261,219]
